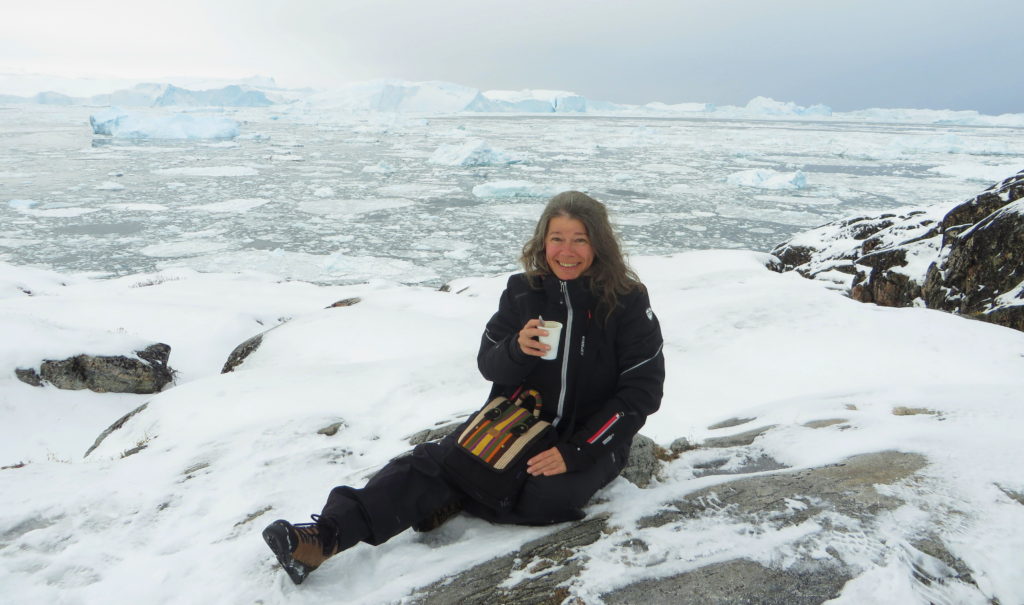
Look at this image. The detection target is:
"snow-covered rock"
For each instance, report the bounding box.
[771,169,1024,333]
[16,343,174,394]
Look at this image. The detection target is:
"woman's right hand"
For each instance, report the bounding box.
[517,318,550,357]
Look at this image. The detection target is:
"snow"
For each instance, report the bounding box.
[2,250,1024,604]
[90,107,240,139]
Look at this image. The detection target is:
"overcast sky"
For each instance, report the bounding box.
[2,0,1021,113]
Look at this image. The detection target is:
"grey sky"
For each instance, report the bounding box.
[3,0,1021,113]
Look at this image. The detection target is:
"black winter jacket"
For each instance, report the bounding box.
[477,273,665,472]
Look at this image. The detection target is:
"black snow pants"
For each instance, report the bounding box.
[319,434,628,552]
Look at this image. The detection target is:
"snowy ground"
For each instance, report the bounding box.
[2,104,1023,287]
[2,251,1024,604]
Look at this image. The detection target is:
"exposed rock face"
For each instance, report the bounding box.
[84,402,150,457]
[16,344,173,394]
[14,368,42,387]
[770,170,1024,332]
[410,514,610,605]
[923,195,1024,330]
[408,450,970,604]
[221,333,263,373]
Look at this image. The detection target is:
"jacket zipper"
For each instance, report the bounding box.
[554,280,573,427]
[587,412,623,444]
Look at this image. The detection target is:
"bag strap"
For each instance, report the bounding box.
[513,388,544,418]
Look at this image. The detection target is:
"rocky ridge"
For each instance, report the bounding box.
[770,169,1024,332]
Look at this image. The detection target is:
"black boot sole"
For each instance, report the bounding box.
[263,520,315,585]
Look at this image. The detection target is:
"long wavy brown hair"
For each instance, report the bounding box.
[521,191,643,317]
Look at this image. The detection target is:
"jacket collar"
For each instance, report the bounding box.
[541,273,595,308]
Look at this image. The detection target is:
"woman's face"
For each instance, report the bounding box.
[545,215,594,281]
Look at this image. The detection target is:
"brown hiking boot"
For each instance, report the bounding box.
[412,498,463,533]
[262,515,340,584]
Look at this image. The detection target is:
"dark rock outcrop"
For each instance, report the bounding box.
[407,450,960,604]
[14,368,42,387]
[16,344,173,393]
[84,402,150,457]
[410,514,610,605]
[771,169,1024,332]
[221,333,264,373]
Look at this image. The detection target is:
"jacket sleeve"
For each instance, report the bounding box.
[477,275,539,385]
[557,288,665,472]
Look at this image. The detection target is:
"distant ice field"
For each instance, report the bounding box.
[1,106,1022,286]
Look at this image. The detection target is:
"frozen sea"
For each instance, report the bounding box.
[2,105,1023,286]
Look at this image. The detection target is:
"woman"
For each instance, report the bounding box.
[263,191,665,585]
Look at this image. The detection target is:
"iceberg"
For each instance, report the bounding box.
[308,80,481,113]
[743,96,832,117]
[152,84,272,107]
[428,139,522,167]
[7,199,38,210]
[727,169,808,190]
[32,91,75,105]
[645,101,716,113]
[467,89,624,113]
[89,107,240,139]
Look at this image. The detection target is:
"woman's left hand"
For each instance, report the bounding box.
[527,447,567,476]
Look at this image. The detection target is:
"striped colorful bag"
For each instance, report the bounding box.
[442,388,556,511]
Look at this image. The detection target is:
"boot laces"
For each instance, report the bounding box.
[293,514,338,556]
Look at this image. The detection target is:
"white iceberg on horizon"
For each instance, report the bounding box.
[89,107,240,139]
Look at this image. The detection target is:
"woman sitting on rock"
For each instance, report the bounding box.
[263,190,665,584]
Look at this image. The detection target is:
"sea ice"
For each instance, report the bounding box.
[727,169,808,190]
[297,198,415,217]
[13,206,99,218]
[192,199,270,213]
[362,161,397,174]
[928,162,1024,182]
[428,139,522,167]
[472,180,571,198]
[95,181,125,190]
[140,240,232,258]
[152,166,259,177]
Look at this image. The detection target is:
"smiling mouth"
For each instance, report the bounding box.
[556,261,580,268]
